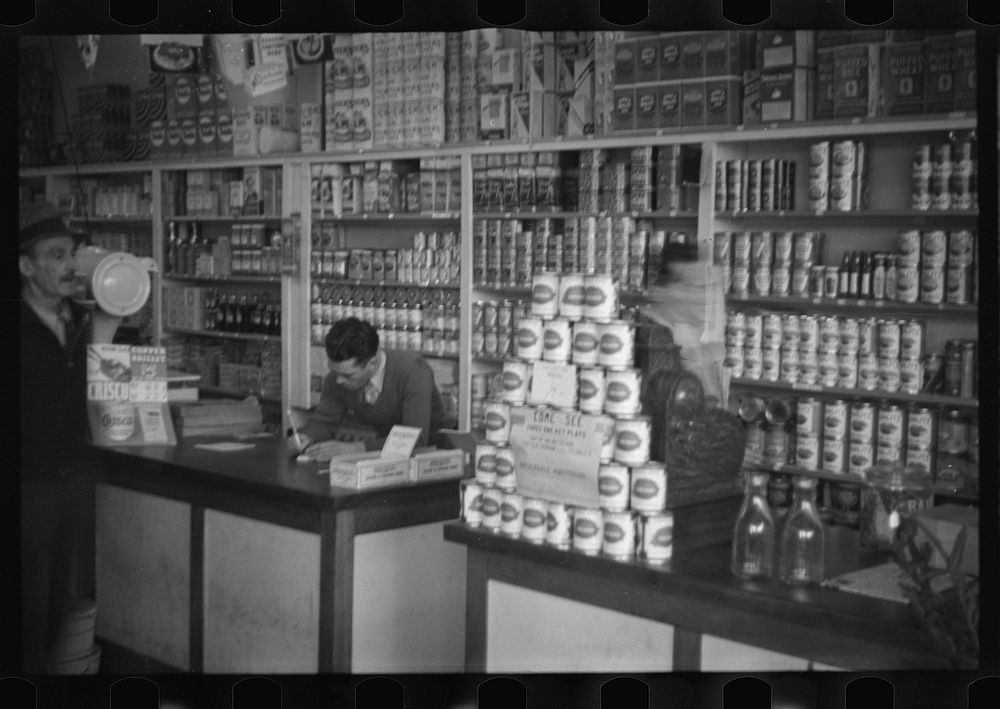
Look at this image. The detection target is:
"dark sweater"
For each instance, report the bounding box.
[20,299,91,482]
[301,349,446,450]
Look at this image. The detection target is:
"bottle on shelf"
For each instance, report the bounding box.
[778,475,825,586]
[250,293,263,334]
[186,222,200,276]
[859,252,873,299]
[848,251,861,298]
[730,471,776,580]
[838,252,851,296]
[167,221,178,274]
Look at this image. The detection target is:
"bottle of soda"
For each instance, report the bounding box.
[731,471,776,580]
[779,475,826,586]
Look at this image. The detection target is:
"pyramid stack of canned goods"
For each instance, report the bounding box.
[460,270,676,565]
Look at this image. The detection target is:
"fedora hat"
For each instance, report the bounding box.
[19,201,86,251]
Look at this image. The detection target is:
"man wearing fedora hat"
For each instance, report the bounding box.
[19,201,91,673]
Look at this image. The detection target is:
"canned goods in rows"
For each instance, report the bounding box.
[630,462,668,514]
[905,446,935,476]
[770,264,791,296]
[907,407,937,450]
[818,316,840,351]
[779,348,801,384]
[598,320,636,368]
[782,313,801,344]
[750,231,773,266]
[820,400,848,440]
[822,436,847,474]
[500,492,524,537]
[744,348,764,380]
[920,266,945,304]
[948,230,975,267]
[878,356,901,393]
[640,512,674,564]
[830,481,862,527]
[848,441,875,476]
[818,350,839,387]
[849,402,876,443]
[501,360,531,404]
[877,319,902,359]
[808,176,829,211]
[583,273,618,320]
[598,462,631,512]
[602,511,638,559]
[896,266,920,303]
[799,351,819,385]
[573,507,604,555]
[460,479,484,526]
[876,441,904,466]
[858,352,880,391]
[857,318,877,356]
[838,351,859,389]
[795,433,820,471]
[899,357,922,395]
[763,314,784,348]
[557,272,586,321]
[481,486,504,531]
[514,316,544,360]
[922,230,948,267]
[545,502,573,548]
[762,347,781,382]
[521,497,548,544]
[877,405,906,448]
[578,367,606,414]
[764,425,791,467]
[946,265,973,305]
[799,315,819,351]
[732,232,752,264]
[745,314,764,347]
[725,346,745,377]
[530,272,560,318]
[614,416,652,466]
[897,230,922,267]
[774,231,794,262]
[752,266,772,296]
[796,397,823,437]
[839,317,860,352]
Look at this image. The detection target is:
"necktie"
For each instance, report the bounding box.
[60,305,76,351]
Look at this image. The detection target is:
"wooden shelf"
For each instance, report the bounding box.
[68,215,153,224]
[717,209,978,224]
[474,210,698,220]
[164,215,283,222]
[164,327,281,343]
[321,212,461,222]
[165,273,283,284]
[726,294,978,316]
[474,283,654,302]
[312,277,459,290]
[198,385,281,404]
[729,377,978,409]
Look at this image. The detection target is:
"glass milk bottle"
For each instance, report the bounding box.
[779,475,825,586]
[730,471,776,580]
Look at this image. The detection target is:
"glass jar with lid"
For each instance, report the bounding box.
[859,463,933,551]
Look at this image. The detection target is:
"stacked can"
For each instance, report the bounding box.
[914,137,977,212]
[716,158,795,212]
[943,339,977,399]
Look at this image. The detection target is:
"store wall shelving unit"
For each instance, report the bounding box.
[19,112,979,436]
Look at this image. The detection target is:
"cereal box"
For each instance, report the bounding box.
[705,77,741,127]
[634,84,659,131]
[480,92,510,139]
[657,82,682,129]
[741,69,761,125]
[757,31,815,69]
[924,35,956,114]
[953,31,976,112]
[614,39,637,85]
[634,37,659,84]
[680,32,705,78]
[833,44,880,118]
[813,49,836,120]
[612,86,635,132]
[659,34,685,82]
[882,41,926,116]
[680,81,706,127]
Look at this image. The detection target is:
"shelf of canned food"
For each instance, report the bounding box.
[166,214,285,222]
[726,295,977,316]
[312,277,459,290]
[474,210,699,221]
[166,273,283,284]
[729,378,977,410]
[164,327,281,343]
[330,212,462,221]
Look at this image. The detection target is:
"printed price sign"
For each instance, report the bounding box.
[527,361,579,409]
[509,406,611,508]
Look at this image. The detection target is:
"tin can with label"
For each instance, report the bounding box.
[598,320,636,368]
[640,512,674,564]
[602,511,637,559]
[481,486,504,531]
[921,230,948,268]
[752,265,772,296]
[542,317,572,362]
[460,479,484,526]
[578,367,606,414]
[484,401,512,443]
[572,507,604,555]
[859,352,880,391]
[750,231,773,266]
[474,443,498,485]
[905,446,935,476]
[839,317,860,353]
[558,272,587,321]
[822,400,849,440]
[791,263,812,297]
[782,314,802,348]
[878,356,901,393]
[898,230,922,267]
[598,462,631,512]
[774,231,794,263]
[743,347,764,380]
[877,404,906,449]
[796,397,823,438]
[818,350,839,387]
[837,350,859,389]
[583,273,618,320]
[780,347,801,384]
[762,347,782,382]
[521,497,548,543]
[830,481,862,528]
[877,319,901,359]
[960,341,976,399]
[771,263,791,297]
[732,232,752,265]
[744,314,764,350]
[849,402,876,443]
[614,416,652,466]
[604,368,643,416]
[808,176,829,212]
[848,440,875,476]
[725,345,745,377]
[731,265,750,297]
[571,319,602,366]
[799,350,819,385]
[630,462,668,514]
[798,315,819,352]
[810,265,826,298]
[899,357,922,395]
[948,230,975,267]
[822,266,839,299]
[545,502,574,548]
[920,266,945,304]
[896,265,920,303]
[795,433,821,470]
[906,407,937,450]
[763,314,784,349]
[597,413,616,461]
[500,492,524,537]
[900,320,925,360]
[876,441,904,466]
[821,436,847,474]
[501,359,531,404]
[515,315,544,360]
[494,443,517,491]
[764,424,791,466]
[794,232,823,265]
[946,266,972,305]
[818,316,841,352]
[530,271,561,318]
[857,317,877,356]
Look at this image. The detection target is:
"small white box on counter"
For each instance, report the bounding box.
[409,449,465,482]
[329,451,411,489]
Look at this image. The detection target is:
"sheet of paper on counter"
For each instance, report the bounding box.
[194,442,256,453]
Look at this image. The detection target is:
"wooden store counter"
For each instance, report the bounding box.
[89,438,467,673]
[444,521,948,673]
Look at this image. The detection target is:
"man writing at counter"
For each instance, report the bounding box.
[289,317,446,460]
